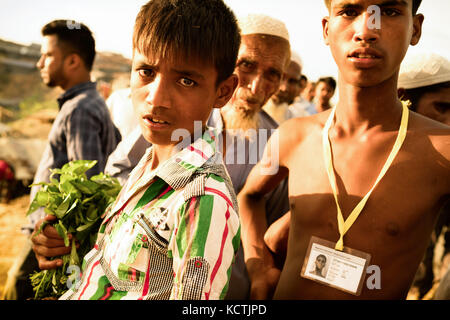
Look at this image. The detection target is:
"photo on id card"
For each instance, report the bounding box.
[300,236,371,296]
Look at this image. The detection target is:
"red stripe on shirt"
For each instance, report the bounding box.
[138,259,152,300]
[206,205,231,299]
[78,260,101,300]
[188,146,209,160]
[100,284,114,300]
[204,187,233,208]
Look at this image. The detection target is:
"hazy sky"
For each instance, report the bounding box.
[0,0,449,81]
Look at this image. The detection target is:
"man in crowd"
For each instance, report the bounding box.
[313,76,337,113]
[4,20,121,300]
[263,50,303,123]
[239,0,450,299]
[397,52,450,299]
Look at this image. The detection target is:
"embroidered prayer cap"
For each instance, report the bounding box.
[398,53,450,89]
[291,50,303,69]
[238,14,290,42]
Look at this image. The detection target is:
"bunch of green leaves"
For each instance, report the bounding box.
[27,160,122,299]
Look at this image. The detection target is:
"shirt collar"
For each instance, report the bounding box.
[57,81,97,109]
[156,127,219,189]
[128,127,220,194]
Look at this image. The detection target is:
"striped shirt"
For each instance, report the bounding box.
[60,128,240,300]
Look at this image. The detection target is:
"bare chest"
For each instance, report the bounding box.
[286,133,445,250]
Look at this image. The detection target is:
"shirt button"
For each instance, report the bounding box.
[194,260,203,268]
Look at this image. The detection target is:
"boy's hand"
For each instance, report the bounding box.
[31,215,73,270]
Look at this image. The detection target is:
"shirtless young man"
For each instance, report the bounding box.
[239,0,450,299]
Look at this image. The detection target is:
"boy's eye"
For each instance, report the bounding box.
[138,69,155,79]
[341,9,359,17]
[382,8,400,17]
[178,78,196,87]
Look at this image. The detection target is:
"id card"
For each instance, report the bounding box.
[300,236,371,296]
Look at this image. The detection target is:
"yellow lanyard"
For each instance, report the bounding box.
[322,102,409,251]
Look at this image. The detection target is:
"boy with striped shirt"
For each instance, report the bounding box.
[34,0,242,300]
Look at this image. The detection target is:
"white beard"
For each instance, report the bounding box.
[221,104,260,140]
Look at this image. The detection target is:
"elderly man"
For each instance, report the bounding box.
[263,50,303,123]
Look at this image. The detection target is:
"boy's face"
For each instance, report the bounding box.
[315,81,335,105]
[130,49,236,146]
[322,0,423,87]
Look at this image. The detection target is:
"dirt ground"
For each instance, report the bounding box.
[0,195,30,298]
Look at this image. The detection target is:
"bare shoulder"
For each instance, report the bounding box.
[408,112,450,162]
[278,112,330,145]
[274,112,330,163]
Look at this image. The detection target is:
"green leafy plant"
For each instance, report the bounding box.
[27,160,122,299]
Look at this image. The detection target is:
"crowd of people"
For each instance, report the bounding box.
[2,0,449,300]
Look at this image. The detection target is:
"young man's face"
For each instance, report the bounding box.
[315,81,335,106]
[230,34,290,117]
[303,82,316,101]
[322,0,423,87]
[130,49,234,146]
[416,87,450,126]
[273,61,302,105]
[36,35,67,88]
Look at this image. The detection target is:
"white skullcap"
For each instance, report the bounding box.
[398,53,450,89]
[290,50,303,69]
[238,14,290,42]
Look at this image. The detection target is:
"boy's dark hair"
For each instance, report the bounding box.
[318,76,337,91]
[401,81,450,111]
[132,0,241,86]
[41,20,96,71]
[324,0,422,15]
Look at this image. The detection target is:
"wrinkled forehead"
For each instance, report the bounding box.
[238,34,290,69]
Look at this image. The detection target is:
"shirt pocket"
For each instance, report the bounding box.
[100,210,170,293]
[101,214,150,292]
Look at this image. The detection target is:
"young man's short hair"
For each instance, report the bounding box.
[318,77,337,92]
[41,20,96,71]
[323,0,422,15]
[132,0,241,86]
